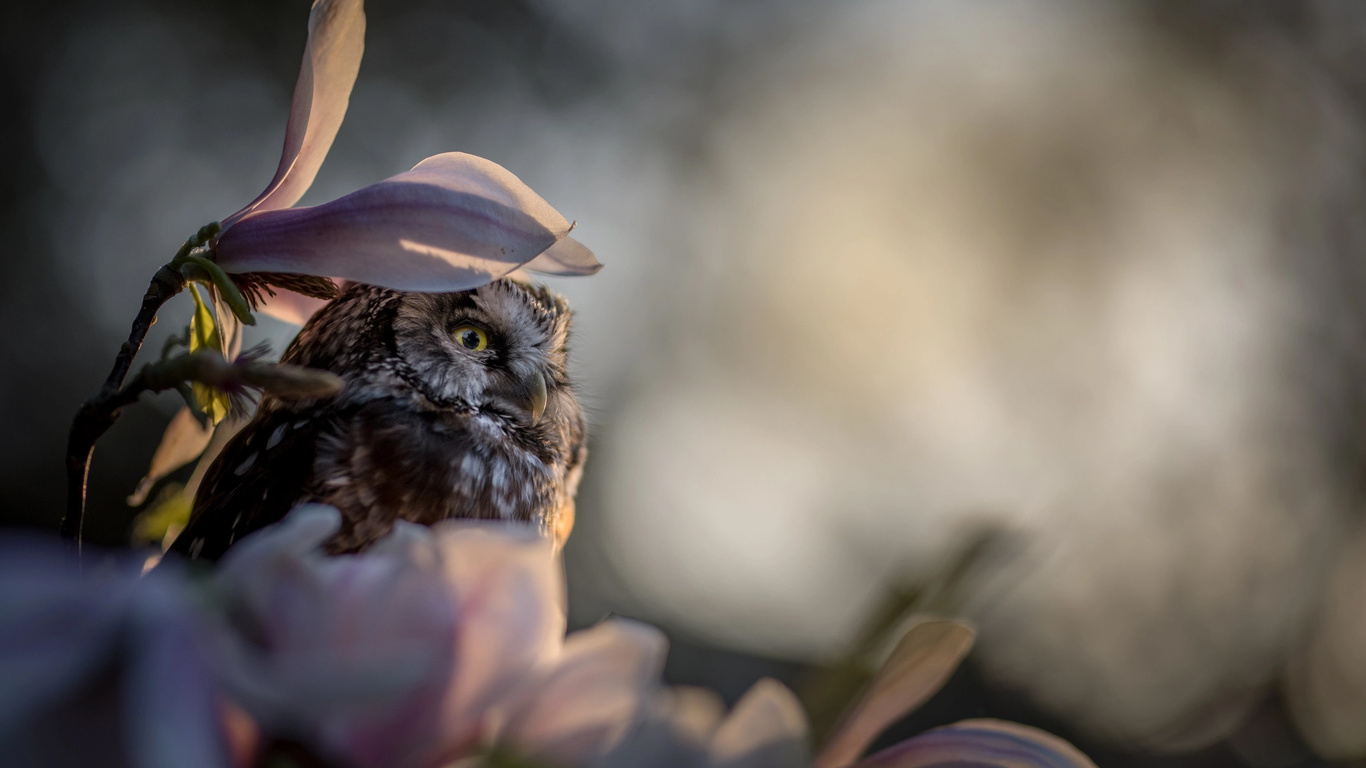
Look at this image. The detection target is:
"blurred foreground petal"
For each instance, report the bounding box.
[432,521,565,754]
[589,686,726,768]
[817,619,975,768]
[214,153,597,291]
[0,537,229,768]
[499,619,668,764]
[223,0,365,227]
[710,679,812,768]
[210,508,458,768]
[851,720,1096,768]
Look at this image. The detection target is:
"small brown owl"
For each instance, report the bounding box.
[169,279,587,561]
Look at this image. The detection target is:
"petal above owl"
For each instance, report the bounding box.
[170,279,587,560]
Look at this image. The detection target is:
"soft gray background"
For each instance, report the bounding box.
[5,1,1366,765]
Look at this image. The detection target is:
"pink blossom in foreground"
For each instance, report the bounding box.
[209,506,661,768]
[209,0,599,324]
[205,508,459,768]
[0,507,1096,768]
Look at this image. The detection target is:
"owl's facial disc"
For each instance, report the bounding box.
[392,281,570,431]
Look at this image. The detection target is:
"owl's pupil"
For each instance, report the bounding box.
[460,330,481,349]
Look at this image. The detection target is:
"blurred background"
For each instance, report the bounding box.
[4,0,1366,765]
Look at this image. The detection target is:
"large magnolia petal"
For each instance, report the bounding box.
[498,619,668,764]
[214,153,600,291]
[816,619,974,768]
[431,522,566,753]
[211,508,458,768]
[850,720,1096,768]
[224,0,365,227]
[710,679,812,768]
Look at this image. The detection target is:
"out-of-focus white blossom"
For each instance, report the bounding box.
[207,507,459,768]
[208,506,662,768]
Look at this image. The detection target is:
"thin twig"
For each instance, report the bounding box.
[62,265,186,545]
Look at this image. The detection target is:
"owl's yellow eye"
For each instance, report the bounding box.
[453,325,488,351]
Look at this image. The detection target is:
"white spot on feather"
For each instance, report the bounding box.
[234,453,257,475]
[266,424,287,449]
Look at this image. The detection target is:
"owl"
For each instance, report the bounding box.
[169,278,587,561]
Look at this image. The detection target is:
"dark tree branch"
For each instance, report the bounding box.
[62,299,342,548]
[62,265,186,545]
[62,223,225,549]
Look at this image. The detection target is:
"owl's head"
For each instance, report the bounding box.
[388,279,576,432]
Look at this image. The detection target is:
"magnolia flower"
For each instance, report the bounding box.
[0,539,230,768]
[209,506,663,768]
[208,0,599,325]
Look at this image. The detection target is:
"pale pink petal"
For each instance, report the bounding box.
[258,287,333,325]
[850,720,1096,768]
[816,619,974,768]
[710,679,812,768]
[216,505,342,576]
[431,522,565,751]
[128,406,214,506]
[498,619,668,764]
[589,687,726,768]
[317,565,457,768]
[211,509,458,768]
[223,0,365,227]
[214,153,599,292]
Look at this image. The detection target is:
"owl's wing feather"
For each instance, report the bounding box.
[310,401,483,552]
[169,406,330,561]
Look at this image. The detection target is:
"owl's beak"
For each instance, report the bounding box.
[520,370,548,426]
[527,370,548,425]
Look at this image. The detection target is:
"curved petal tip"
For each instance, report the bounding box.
[524,236,602,276]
